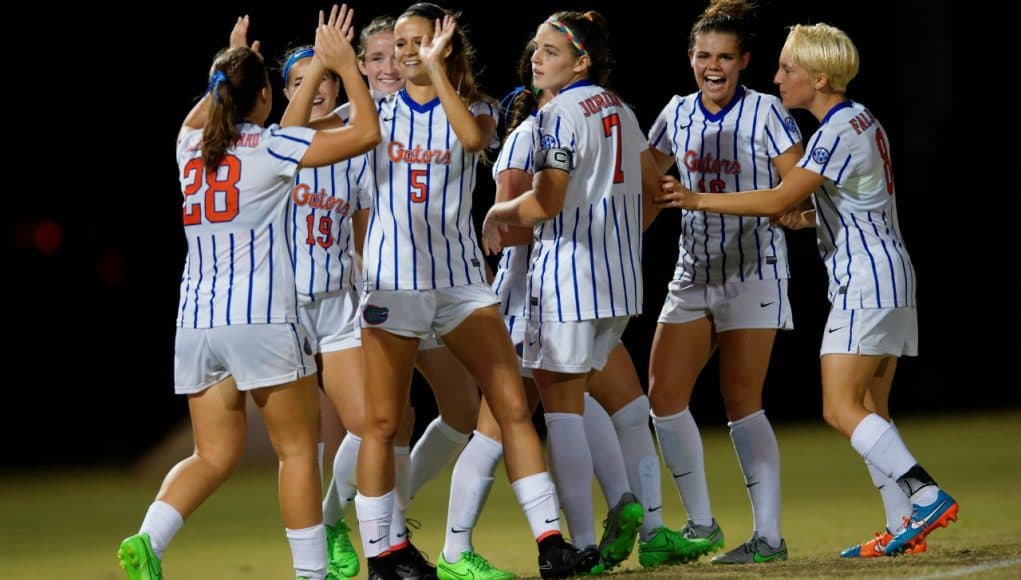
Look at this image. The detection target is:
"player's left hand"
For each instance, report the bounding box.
[421,14,456,73]
[229,14,261,54]
[656,175,698,209]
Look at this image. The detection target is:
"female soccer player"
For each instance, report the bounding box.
[656,21,958,559]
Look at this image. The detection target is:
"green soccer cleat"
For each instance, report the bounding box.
[596,492,644,570]
[638,526,703,568]
[117,533,163,580]
[326,521,360,578]
[438,551,516,579]
[710,535,787,564]
[678,518,725,560]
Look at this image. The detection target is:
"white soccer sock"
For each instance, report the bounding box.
[286,524,327,580]
[323,433,361,526]
[390,446,411,548]
[867,460,912,533]
[139,500,183,560]
[410,417,470,498]
[610,395,664,539]
[511,471,563,542]
[545,412,596,547]
[355,490,394,558]
[729,410,782,546]
[652,407,714,526]
[583,395,632,508]
[850,414,916,481]
[443,431,503,563]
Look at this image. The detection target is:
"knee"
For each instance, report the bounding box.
[363,412,401,442]
[196,443,243,479]
[821,401,842,431]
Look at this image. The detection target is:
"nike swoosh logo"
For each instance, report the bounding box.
[672,471,693,479]
[395,532,407,538]
[544,517,560,524]
[759,301,775,308]
[827,326,845,334]
[648,505,662,512]
[746,481,760,488]
[753,550,785,563]
[450,527,470,534]
[368,534,387,544]
[910,498,951,529]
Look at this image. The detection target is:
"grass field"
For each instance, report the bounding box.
[2,410,1020,579]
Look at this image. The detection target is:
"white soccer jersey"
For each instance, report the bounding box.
[649,86,801,285]
[528,80,645,322]
[798,100,916,309]
[490,115,536,318]
[287,154,370,303]
[175,123,314,328]
[363,90,495,290]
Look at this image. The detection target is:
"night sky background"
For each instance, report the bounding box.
[6,0,1014,469]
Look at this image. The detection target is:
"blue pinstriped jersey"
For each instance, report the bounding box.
[175,124,313,328]
[363,90,495,290]
[649,86,801,285]
[490,116,535,319]
[528,81,645,322]
[287,155,370,303]
[799,101,916,309]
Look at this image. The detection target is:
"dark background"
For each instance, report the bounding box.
[5,1,1013,469]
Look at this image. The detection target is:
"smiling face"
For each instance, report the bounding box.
[358,31,403,95]
[282,57,340,117]
[530,22,587,94]
[393,15,434,84]
[773,48,815,111]
[689,31,749,112]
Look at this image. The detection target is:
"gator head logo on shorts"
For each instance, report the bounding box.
[363,305,390,325]
[303,337,313,355]
[811,146,830,165]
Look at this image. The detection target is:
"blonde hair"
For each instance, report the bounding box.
[782,23,859,93]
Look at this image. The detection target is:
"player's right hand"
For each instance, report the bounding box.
[229,14,261,54]
[316,4,357,73]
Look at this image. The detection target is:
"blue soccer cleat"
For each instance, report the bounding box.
[884,489,958,556]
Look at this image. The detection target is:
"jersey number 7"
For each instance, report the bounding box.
[182,155,241,225]
[602,113,625,184]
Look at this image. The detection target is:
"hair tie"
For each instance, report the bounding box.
[547,17,587,56]
[281,47,315,83]
[207,70,228,102]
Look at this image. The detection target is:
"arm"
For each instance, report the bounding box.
[768,143,816,229]
[659,166,824,218]
[494,168,537,247]
[179,15,257,141]
[423,16,495,151]
[299,6,381,168]
[642,147,673,230]
[481,167,568,254]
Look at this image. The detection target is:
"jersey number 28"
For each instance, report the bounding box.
[182,155,241,225]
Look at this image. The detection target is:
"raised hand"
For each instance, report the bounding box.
[229,14,261,54]
[656,175,698,210]
[420,14,457,73]
[315,4,357,73]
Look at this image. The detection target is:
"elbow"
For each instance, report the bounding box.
[461,137,487,152]
[355,125,382,155]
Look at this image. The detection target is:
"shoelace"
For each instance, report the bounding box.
[464,552,497,571]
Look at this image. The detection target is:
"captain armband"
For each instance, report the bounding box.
[535,147,573,173]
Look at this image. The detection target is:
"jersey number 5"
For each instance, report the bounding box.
[409,168,428,203]
[602,113,625,184]
[182,155,241,225]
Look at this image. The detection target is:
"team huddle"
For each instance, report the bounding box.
[116,1,959,579]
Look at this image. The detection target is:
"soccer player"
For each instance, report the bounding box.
[116,9,380,580]
[656,21,959,559]
[643,0,804,564]
[482,9,663,573]
[355,4,590,579]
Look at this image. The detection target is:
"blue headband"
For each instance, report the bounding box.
[207,70,228,102]
[281,47,315,83]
